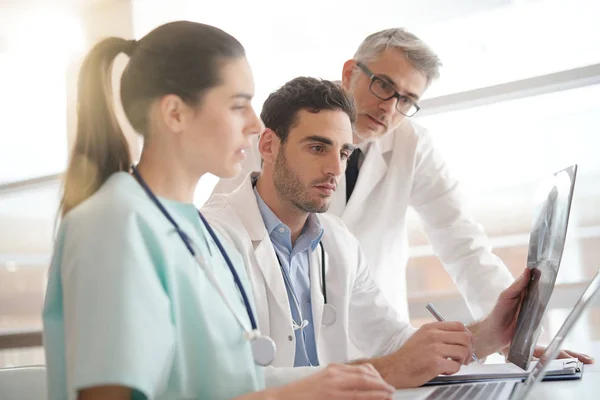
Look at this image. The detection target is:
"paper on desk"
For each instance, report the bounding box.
[429,357,580,383]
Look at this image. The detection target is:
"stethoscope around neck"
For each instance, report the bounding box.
[251,176,337,329]
[130,166,276,367]
[274,241,338,329]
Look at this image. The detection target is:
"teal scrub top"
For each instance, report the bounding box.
[42,172,264,400]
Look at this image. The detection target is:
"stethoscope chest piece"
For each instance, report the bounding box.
[322,303,337,326]
[250,334,277,367]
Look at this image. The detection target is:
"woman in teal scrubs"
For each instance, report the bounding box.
[42,20,394,400]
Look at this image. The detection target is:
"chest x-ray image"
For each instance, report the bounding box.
[507,164,578,370]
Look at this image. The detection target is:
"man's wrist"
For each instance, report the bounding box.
[468,318,504,358]
[349,354,401,388]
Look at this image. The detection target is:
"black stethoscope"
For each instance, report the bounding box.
[252,177,338,329]
[274,239,337,329]
[131,166,276,366]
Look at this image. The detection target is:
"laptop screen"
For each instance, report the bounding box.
[507,164,578,370]
[513,269,600,400]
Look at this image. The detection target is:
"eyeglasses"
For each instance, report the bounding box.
[356,62,420,117]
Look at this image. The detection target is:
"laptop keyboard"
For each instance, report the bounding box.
[425,381,508,399]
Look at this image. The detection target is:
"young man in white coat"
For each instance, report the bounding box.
[201,77,542,388]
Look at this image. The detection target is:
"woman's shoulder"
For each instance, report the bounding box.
[60,172,155,234]
[54,173,169,277]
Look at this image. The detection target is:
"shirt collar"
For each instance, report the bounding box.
[254,185,283,236]
[253,184,324,251]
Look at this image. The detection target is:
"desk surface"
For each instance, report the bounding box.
[527,363,598,400]
[526,341,598,400]
[394,342,599,399]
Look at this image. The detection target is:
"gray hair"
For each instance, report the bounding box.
[353,28,442,87]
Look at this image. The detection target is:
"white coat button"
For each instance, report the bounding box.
[288,335,293,341]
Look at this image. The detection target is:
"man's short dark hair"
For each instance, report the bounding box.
[260,77,356,143]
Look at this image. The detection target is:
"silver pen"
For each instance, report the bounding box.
[426,302,481,364]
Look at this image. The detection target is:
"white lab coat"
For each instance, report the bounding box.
[211,119,515,323]
[201,174,415,387]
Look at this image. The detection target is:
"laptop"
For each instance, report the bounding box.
[393,268,600,399]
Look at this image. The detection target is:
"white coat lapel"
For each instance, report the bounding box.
[251,237,292,334]
[342,140,388,220]
[229,173,293,335]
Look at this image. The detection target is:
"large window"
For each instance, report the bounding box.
[414,83,600,236]
[417,0,600,98]
[0,8,83,184]
[405,0,600,346]
[407,83,600,346]
[0,182,60,367]
[0,6,82,367]
[0,56,68,184]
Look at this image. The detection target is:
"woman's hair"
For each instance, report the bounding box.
[60,21,245,216]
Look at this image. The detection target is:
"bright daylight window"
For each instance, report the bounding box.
[417,0,600,98]
[0,56,68,185]
[0,10,83,184]
[0,8,83,367]
[408,84,600,337]
[407,0,600,345]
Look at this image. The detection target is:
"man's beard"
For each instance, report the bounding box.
[273,148,330,214]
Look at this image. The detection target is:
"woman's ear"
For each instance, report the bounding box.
[158,94,190,134]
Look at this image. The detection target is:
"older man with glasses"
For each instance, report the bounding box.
[211,28,584,363]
